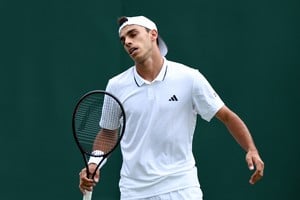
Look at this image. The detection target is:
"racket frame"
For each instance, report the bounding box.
[72,89,126,179]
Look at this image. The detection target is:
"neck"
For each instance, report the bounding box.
[135,53,164,82]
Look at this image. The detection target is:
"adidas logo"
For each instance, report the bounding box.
[169,95,178,101]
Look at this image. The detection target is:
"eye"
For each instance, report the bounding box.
[129,31,138,38]
[120,36,125,45]
[119,29,139,45]
[120,38,125,45]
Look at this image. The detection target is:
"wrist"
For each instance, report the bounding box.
[247,148,258,153]
[88,150,107,168]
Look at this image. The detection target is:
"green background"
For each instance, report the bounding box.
[1,0,299,199]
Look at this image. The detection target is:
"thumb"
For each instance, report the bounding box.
[94,171,100,183]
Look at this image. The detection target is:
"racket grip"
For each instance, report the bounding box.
[83,191,93,200]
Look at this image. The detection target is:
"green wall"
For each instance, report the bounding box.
[1,0,299,199]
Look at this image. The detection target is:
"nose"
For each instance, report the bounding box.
[124,37,132,46]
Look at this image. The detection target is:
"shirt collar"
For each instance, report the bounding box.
[133,57,168,87]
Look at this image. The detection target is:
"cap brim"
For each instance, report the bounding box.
[158,36,168,56]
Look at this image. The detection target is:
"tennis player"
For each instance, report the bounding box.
[79,16,264,200]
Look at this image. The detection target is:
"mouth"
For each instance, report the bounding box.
[129,47,138,55]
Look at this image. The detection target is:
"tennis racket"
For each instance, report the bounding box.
[72,90,126,200]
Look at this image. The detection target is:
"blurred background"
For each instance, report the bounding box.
[0,0,299,199]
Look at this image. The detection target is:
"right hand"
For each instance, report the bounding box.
[79,164,100,194]
[246,150,264,184]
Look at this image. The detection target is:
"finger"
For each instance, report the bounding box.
[249,161,264,184]
[80,174,93,183]
[79,169,89,179]
[81,177,95,186]
[80,184,93,192]
[79,169,95,181]
[246,155,254,170]
[254,159,264,176]
[249,170,263,184]
[79,175,95,191]
[79,180,94,192]
[79,182,86,193]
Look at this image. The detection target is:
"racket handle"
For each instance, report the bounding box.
[83,191,93,200]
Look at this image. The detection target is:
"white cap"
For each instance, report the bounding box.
[118,16,168,56]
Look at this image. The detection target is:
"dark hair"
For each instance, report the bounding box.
[118,16,128,27]
[117,16,151,33]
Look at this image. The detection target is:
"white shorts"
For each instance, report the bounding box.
[133,187,203,200]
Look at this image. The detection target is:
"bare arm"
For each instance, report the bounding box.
[93,128,118,154]
[215,105,264,184]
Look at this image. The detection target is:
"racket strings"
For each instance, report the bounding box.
[93,129,119,154]
[74,93,123,155]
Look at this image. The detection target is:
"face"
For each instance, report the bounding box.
[119,25,158,62]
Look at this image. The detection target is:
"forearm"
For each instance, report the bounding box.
[216,106,264,184]
[225,113,257,152]
[216,106,257,152]
[93,129,118,153]
[88,129,117,166]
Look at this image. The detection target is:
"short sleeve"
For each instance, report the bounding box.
[192,70,224,121]
[99,81,122,130]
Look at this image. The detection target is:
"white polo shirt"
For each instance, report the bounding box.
[105,58,224,199]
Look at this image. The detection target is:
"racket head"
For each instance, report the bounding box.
[72,90,126,177]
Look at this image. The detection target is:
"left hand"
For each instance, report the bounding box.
[246,150,264,184]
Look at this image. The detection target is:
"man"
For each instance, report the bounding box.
[79,16,264,200]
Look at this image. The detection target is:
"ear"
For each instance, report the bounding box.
[149,29,158,41]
